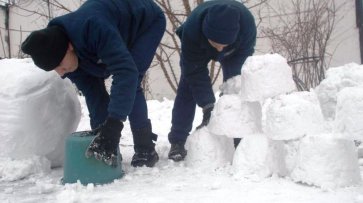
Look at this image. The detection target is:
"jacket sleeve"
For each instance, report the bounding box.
[85,18,138,121]
[220,23,256,81]
[180,33,216,108]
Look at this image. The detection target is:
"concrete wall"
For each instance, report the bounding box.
[328,0,361,66]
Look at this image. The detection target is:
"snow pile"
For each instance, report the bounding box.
[334,86,363,141]
[240,53,296,102]
[0,59,81,167]
[265,91,325,140]
[206,54,361,189]
[208,54,301,179]
[0,56,362,198]
[291,134,361,189]
[0,156,51,181]
[185,128,234,169]
[315,63,363,120]
[188,54,298,169]
[209,54,296,138]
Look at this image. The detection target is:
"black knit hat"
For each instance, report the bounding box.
[202,4,240,45]
[21,26,69,71]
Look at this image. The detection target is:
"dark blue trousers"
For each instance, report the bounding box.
[168,76,197,144]
[71,12,166,131]
[127,12,166,131]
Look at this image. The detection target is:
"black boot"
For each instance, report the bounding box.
[131,121,159,167]
[168,142,187,162]
[131,148,159,167]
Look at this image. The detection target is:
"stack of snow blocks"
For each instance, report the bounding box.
[62,131,124,185]
[210,54,361,189]
[265,92,361,189]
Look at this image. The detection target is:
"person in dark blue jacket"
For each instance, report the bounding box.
[21,0,166,168]
[168,0,256,161]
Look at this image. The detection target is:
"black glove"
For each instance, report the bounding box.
[196,104,214,130]
[85,117,123,167]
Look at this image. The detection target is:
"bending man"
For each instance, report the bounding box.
[21,0,166,167]
[168,0,256,161]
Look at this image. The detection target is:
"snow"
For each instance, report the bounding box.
[0,59,81,167]
[185,128,234,169]
[334,86,363,141]
[232,133,272,179]
[0,57,363,202]
[291,133,361,190]
[240,53,296,102]
[268,139,300,177]
[315,63,363,120]
[219,75,241,95]
[0,156,51,182]
[208,95,262,138]
[264,91,325,140]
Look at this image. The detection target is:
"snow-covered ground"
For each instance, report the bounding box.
[1,57,363,203]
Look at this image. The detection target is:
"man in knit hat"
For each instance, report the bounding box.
[168,0,256,161]
[21,0,166,168]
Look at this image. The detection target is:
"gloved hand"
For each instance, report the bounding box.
[196,104,214,130]
[85,117,123,167]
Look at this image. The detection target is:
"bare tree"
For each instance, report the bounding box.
[261,0,340,90]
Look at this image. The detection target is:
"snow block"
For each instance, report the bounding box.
[240,54,296,102]
[334,86,363,141]
[208,95,262,138]
[264,91,325,140]
[232,137,298,179]
[290,134,362,189]
[0,59,81,167]
[315,63,363,120]
[185,128,234,169]
[232,134,273,179]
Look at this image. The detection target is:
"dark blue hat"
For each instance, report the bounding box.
[202,4,240,45]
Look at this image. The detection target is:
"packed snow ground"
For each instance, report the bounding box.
[1,57,363,203]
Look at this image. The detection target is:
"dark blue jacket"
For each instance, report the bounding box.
[177,0,256,108]
[48,0,163,121]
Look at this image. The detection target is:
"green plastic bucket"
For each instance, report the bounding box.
[62,131,124,185]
